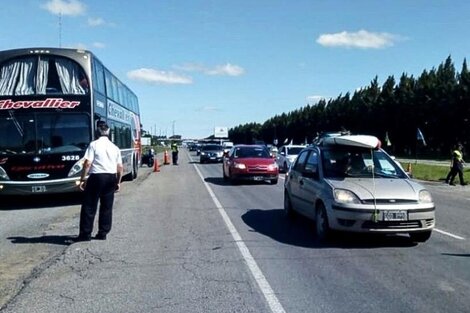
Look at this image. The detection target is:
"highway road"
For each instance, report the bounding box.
[0,148,469,313]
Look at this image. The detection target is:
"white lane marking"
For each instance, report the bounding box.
[434,228,465,240]
[191,158,286,313]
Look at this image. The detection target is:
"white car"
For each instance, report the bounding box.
[284,134,435,243]
[276,145,306,172]
[222,141,234,154]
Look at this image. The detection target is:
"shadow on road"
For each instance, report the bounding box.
[204,177,231,186]
[7,235,74,246]
[0,193,83,211]
[205,177,275,186]
[241,209,417,249]
[441,253,470,257]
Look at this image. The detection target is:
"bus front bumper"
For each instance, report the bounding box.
[0,178,82,195]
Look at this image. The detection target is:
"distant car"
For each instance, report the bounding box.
[283,134,435,243]
[270,146,278,157]
[222,141,234,154]
[276,144,306,172]
[196,144,203,155]
[223,144,279,184]
[188,143,197,151]
[200,144,224,163]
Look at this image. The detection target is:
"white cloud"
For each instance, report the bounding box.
[88,17,104,27]
[87,17,116,27]
[175,62,245,76]
[206,63,245,76]
[196,105,221,112]
[316,30,402,49]
[92,42,105,49]
[127,68,193,85]
[69,43,87,50]
[41,0,86,16]
[306,95,328,105]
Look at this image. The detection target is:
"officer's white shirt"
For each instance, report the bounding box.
[84,136,122,174]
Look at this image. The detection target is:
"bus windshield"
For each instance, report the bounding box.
[0,112,90,155]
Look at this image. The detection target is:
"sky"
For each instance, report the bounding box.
[1,0,470,139]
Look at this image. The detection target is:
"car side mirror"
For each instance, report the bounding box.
[223,151,229,157]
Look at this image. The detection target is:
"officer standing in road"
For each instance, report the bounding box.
[171,142,179,165]
[74,121,123,242]
[445,143,466,186]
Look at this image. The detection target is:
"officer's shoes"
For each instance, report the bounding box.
[95,233,107,240]
[71,235,91,242]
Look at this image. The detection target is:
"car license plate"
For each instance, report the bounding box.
[382,210,407,221]
[32,185,47,193]
[253,176,264,181]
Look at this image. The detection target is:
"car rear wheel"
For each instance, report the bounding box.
[315,203,330,242]
[409,231,432,243]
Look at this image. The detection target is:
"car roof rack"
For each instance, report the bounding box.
[311,130,351,146]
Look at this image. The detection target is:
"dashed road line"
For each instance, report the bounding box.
[434,228,465,240]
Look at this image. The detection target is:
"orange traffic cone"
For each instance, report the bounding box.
[153,157,160,172]
[164,150,170,165]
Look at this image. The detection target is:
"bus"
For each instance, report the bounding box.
[0,47,141,195]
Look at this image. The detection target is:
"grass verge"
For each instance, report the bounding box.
[401,162,470,183]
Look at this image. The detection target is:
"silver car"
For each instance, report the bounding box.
[284,135,435,243]
[276,144,306,172]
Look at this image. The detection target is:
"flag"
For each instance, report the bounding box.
[385,132,392,146]
[417,128,427,146]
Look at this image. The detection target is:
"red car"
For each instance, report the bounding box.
[223,145,279,184]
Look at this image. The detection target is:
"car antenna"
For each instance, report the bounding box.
[370,148,379,222]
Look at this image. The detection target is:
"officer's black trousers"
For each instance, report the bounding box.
[79,173,117,237]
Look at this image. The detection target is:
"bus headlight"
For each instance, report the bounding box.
[68,158,84,177]
[0,166,10,180]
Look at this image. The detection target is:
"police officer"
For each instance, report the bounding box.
[445,143,466,186]
[171,142,179,165]
[73,121,123,242]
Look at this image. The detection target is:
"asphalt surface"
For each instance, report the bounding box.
[0,149,469,313]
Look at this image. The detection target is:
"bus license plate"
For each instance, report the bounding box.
[383,210,407,221]
[32,186,47,193]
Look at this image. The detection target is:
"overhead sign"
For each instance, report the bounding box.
[214,126,228,138]
[141,137,151,146]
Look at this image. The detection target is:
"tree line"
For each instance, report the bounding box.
[229,56,470,158]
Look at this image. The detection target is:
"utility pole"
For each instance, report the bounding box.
[58,12,62,47]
